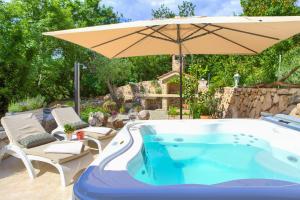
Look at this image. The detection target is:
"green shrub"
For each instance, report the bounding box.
[102,100,117,113]
[168,106,178,117]
[155,87,162,94]
[119,105,126,114]
[80,106,108,122]
[133,105,142,112]
[8,102,25,113]
[64,100,75,107]
[8,95,46,113]
[189,92,219,119]
[64,124,75,134]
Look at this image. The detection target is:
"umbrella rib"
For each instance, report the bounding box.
[90,26,157,49]
[182,27,223,42]
[137,32,175,43]
[209,24,280,40]
[146,26,177,42]
[202,27,258,54]
[182,24,209,41]
[112,25,168,58]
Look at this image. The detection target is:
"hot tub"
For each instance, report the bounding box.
[73,119,300,200]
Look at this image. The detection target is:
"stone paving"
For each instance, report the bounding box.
[0,110,189,200]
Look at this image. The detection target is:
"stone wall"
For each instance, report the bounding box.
[216,87,300,118]
[115,81,161,102]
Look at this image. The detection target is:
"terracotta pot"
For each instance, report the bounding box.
[66,133,73,141]
[76,131,85,140]
[200,115,212,119]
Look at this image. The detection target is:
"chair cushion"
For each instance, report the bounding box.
[18,133,56,148]
[70,121,89,130]
[23,141,90,164]
[84,129,117,140]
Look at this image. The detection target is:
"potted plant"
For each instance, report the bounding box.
[64,124,75,141]
[168,106,178,119]
[190,92,219,119]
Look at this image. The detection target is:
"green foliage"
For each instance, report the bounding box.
[8,95,46,113]
[80,106,107,122]
[0,0,121,114]
[241,0,299,16]
[133,105,142,112]
[129,56,171,82]
[152,1,196,19]
[277,46,300,83]
[152,4,175,19]
[190,92,219,118]
[102,100,117,113]
[119,105,126,114]
[2,0,300,116]
[168,106,178,116]
[64,124,75,134]
[178,1,196,17]
[64,100,75,107]
[155,87,162,94]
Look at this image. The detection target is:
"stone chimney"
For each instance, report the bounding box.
[172,55,185,72]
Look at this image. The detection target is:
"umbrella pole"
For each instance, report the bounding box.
[177,25,183,120]
[74,62,80,115]
[179,44,183,120]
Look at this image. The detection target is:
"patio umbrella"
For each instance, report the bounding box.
[43,16,300,119]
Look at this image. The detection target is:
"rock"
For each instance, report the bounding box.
[273,94,279,104]
[138,110,150,120]
[103,95,111,101]
[283,105,296,115]
[88,112,108,127]
[262,93,272,111]
[278,96,289,112]
[260,96,264,102]
[278,89,289,95]
[107,115,124,129]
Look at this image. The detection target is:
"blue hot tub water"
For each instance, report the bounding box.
[127,126,300,186]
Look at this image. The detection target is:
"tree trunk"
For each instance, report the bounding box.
[278,65,300,82]
[106,80,121,108]
[253,65,300,88]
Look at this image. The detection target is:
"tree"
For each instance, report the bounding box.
[178,1,196,17]
[152,4,175,19]
[92,56,133,107]
[241,0,299,16]
[0,0,121,114]
[152,1,196,19]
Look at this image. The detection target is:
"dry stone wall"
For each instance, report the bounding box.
[216,87,300,118]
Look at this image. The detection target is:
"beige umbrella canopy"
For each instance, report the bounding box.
[43,16,300,118]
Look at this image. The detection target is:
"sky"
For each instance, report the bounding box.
[100,0,243,21]
[101,0,300,21]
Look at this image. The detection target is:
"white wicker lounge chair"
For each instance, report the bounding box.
[51,107,117,154]
[0,113,93,187]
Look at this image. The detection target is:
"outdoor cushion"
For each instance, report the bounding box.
[18,132,56,148]
[51,107,82,127]
[70,121,89,130]
[23,141,90,164]
[84,129,117,140]
[1,113,48,146]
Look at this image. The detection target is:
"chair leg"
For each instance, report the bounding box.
[8,145,36,179]
[85,136,102,154]
[53,152,94,187]
[0,145,7,164]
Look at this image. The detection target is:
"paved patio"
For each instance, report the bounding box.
[0,110,189,200]
[0,147,99,200]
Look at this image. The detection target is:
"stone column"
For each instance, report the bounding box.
[162,98,168,110]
